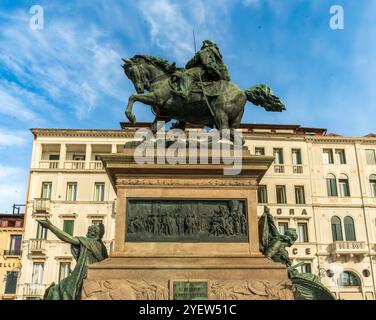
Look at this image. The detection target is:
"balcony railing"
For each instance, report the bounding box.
[293,165,303,174]
[38,160,105,170]
[29,239,47,254]
[331,241,367,260]
[33,198,50,213]
[64,161,85,169]
[274,165,285,173]
[3,250,22,257]
[39,160,59,169]
[21,283,47,299]
[89,161,103,170]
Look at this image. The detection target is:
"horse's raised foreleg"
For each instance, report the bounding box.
[125,92,159,124]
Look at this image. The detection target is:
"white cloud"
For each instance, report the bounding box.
[0,128,27,147]
[136,0,194,63]
[0,13,127,120]
[134,0,238,64]
[0,165,28,212]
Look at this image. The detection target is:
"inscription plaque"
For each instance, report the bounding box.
[173,281,208,300]
[126,199,248,242]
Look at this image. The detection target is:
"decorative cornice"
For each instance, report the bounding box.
[30,128,135,138]
[30,127,376,143]
[305,136,376,144]
[116,178,258,187]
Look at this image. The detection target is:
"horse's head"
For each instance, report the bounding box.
[122,57,149,94]
[122,55,176,94]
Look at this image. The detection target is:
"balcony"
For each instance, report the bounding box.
[39,160,59,169]
[293,165,303,174]
[33,198,50,214]
[331,241,367,261]
[3,250,22,257]
[89,161,103,170]
[29,239,47,254]
[274,165,285,173]
[64,160,85,169]
[21,283,47,299]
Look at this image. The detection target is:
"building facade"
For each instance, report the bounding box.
[0,205,24,300]
[17,124,376,300]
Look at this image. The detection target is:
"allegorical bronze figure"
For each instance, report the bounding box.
[37,219,108,300]
[122,39,285,143]
[258,206,335,300]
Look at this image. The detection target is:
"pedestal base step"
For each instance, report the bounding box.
[82,256,294,300]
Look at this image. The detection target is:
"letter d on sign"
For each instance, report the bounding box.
[30,5,44,30]
[329,5,344,30]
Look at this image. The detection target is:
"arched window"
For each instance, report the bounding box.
[331,216,343,241]
[338,174,350,197]
[337,271,361,287]
[344,216,356,241]
[326,174,338,197]
[370,174,376,197]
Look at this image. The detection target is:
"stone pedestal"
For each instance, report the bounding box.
[82,147,294,300]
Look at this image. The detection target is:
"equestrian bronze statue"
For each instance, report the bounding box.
[122,40,285,143]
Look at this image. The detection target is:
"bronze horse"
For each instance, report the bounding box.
[122,55,285,142]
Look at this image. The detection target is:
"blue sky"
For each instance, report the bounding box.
[0,0,375,211]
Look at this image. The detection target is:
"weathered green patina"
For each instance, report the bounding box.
[122,40,285,143]
[37,219,108,300]
[258,206,336,300]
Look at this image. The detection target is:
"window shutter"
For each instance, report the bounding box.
[4,272,18,294]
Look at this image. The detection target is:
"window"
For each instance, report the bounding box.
[366,149,376,165]
[276,186,287,204]
[257,185,268,203]
[331,216,343,241]
[291,149,302,165]
[31,263,44,285]
[370,175,376,197]
[73,154,85,161]
[49,154,60,161]
[36,223,48,239]
[273,148,284,164]
[299,263,312,274]
[41,182,52,199]
[94,183,105,201]
[92,220,103,226]
[326,174,338,197]
[337,271,361,287]
[59,262,71,282]
[4,271,18,294]
[295,186,306,204]
[335,149,346,164]
[297,223,309,242]
[338,174,350,197]
[278,222,288,235]
[323,149,334,164]
[63,220,74,236]
[344,216,356,241]
[255,147,265,156]
[9,234,22,252]
[66,182,77,201]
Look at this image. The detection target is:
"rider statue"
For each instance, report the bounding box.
[174,39,230,101]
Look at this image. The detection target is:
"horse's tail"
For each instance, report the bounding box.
[244,84,286,112]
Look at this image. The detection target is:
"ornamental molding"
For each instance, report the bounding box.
[116,178,257,187]
[82,279,294,300]
[305,136,376,145]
